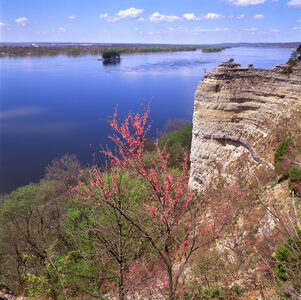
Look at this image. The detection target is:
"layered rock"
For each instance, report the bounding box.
[189,61,301,191]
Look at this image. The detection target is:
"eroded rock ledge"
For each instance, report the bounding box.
[189,61,301,192]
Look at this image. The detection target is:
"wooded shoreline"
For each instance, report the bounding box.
[0,44,230,57]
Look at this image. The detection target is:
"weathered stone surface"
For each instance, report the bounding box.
[189,61,301,191]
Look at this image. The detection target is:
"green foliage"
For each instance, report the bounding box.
[283,44,301,74]
[0,44,199,57]
[288,166,301,195]
[272,230,301,294]
[102,50,121,60]
[273,137,301,194]
[1,181,56,211]
[0,182,70,295]
[26,272,53,297]
[204,285,226,299]
[282,65,293,75]
[274,137,294,176]
[158,123,192,167]
[201,46,230,53]
[287,44,301,65]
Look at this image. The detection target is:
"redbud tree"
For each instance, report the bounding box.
[74,105,228,299]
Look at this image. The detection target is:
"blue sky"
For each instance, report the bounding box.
[0,0,300,43]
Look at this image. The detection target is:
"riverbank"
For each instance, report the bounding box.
[0,44,201,57]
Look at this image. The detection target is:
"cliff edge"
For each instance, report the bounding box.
[189,61,301,191]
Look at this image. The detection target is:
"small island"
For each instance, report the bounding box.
[101,50,121,65]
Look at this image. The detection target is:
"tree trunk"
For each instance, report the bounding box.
[119,262,124,300]
[118,197,125,300]
[168,266,174,300]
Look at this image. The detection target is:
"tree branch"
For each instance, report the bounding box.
[203,134,274,170]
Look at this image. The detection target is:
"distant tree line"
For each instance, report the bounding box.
[0,44,232,57]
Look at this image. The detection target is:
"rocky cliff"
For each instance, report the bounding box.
[189,61,301,192]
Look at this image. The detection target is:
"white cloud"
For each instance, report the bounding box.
[143,26,230,35]
[287,0,301,7]
[99,13,119,22]
[100,8,144,22]
[68,15,77,20]
[298,19,301,23]
[237,14,245,19]
[226,0,265,6]
[291,26,299,31]
[253,14,265,19]
[193,27,229,32]
[243,27,258,31]
[168,26,184,32]
[135,17,145,22]
[59,27,66,32]
[0,22,8,26]
[117,7,144,19]
[270,29,280,32]
[182,12,224,21]
[149,12,182,23]
[183,13,198,20]
[15,17,28,26]
[204,13,224,19]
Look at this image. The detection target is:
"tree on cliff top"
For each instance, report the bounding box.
[288,44,301,65]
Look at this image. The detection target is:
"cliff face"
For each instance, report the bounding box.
[189,61,301,191]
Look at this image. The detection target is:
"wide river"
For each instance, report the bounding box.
[0,47,293,194]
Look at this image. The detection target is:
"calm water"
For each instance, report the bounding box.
[0,47,293,194]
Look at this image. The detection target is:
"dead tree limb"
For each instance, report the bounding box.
[203,133,275,170]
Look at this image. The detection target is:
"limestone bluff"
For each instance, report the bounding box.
[189,60,301,192]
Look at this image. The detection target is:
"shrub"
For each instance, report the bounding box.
[287,44,301,66]
[288,166,301,195]
[281,65,293,75]
[163,119,188,133]
[45,154,82,188]
[274,137,294,176]
[283,45,301,74]
[272,230,301,296]
[204,285,225,299]
[229,58,234,62]
[158,123,192,167]
[102,51,120,60]
[0,182,68,294]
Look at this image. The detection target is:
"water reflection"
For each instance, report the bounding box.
[0,107,45,120]
[102,59,121,66]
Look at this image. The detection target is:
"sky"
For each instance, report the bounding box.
[0,0,300,44]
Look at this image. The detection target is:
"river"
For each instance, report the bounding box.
[0,47,293,194]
